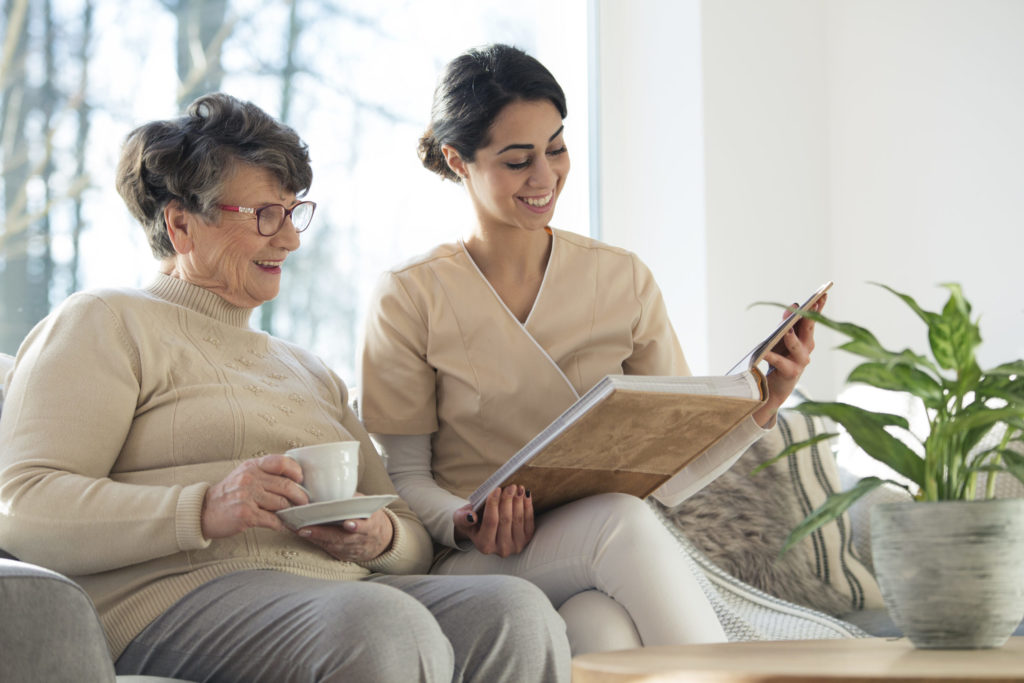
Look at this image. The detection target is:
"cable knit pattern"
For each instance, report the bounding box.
[0,274,433,658]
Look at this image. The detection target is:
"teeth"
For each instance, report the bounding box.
[522,192,553,207]
[254,260,281,267]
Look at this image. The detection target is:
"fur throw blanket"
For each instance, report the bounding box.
[656,415,868,616]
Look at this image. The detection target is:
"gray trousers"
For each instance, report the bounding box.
[115,570,570,683]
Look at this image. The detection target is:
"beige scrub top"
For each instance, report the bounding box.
[359,228,692,500]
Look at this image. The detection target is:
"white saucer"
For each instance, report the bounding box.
[277,494,398,529]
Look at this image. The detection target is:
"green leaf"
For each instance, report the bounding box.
[961,423,998,459]
[837,342,938,376]
[872,282,938,328]
[782,477,903,553]
[750,432,839,474]
[1005,418,1024,434]
[790,401,925,485]
[836,340,893,362]
[1002,451,1024,488]
[939,405,1024,436]
[753,295,940,375]
[954,359,984,398]
[964,462,1007,474]
[940,282,972,317]
[929,286,981,373]
[754,303,883,351]
[968,445,1024,471]
[846,362,943,407]
[976,369,1024,405]
[987,360,1024,377]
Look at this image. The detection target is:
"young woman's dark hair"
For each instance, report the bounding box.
[418,43,567,182]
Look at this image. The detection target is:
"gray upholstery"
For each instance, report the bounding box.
[0,560,192,682]
[0,559,119,682]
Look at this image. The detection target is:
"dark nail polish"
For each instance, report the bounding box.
[466,513,475,524]
[525,489,531,498]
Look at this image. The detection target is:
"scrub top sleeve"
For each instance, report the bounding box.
[652,416,767,506]
[375,432,466,548]
[623,253,691,377]
[359,271,440,435]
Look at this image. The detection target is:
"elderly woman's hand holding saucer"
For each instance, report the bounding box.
[297,505,395,563]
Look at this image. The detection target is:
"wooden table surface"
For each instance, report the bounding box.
[571,636,1024,682]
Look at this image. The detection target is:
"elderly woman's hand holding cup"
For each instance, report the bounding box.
[200,453,309,538]
[201,441,392,562]
[286,441,394,562]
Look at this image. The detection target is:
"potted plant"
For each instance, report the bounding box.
[762,282,1024,649]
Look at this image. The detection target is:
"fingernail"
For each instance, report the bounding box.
[525,489,531,499]
[298,529,312,537]
[466,513,475,524]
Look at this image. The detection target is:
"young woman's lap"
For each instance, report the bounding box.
[432,492,726,648]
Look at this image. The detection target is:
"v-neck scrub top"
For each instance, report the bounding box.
[360,228,762,506]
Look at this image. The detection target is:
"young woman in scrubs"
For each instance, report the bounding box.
[359,43,820,654]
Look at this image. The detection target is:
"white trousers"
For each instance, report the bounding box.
[431,492,727,654]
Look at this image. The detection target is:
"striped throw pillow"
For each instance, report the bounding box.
[658,407,884,615]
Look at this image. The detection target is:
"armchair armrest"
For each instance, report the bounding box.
[0,558,119,683]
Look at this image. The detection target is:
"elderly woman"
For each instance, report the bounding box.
[0,93,569,683]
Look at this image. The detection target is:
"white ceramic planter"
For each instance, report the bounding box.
[870,498,1024,649]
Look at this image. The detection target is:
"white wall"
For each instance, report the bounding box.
[825,0,1024,393]
[598,0,1024,399]
[702,0,833,397]
[594,0,710,373]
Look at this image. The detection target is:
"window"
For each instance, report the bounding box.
[0,0,590,380]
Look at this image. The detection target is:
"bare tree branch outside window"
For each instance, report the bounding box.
[0,0,588,379]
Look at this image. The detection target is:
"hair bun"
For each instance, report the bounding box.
[418,130,459,182]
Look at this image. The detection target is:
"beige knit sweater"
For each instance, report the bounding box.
[0,274,433,657]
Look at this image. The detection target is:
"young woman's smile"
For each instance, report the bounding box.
[456,99,569,234]
[518,190,555,213]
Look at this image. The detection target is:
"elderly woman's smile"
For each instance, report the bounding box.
[254,259,284,272]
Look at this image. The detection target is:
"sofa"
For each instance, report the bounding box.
[3,350,1021,680]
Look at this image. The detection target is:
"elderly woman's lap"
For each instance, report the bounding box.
[115,569,568,683]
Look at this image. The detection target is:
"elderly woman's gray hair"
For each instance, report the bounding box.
[115,93,313,259]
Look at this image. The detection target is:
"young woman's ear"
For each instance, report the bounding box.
[163,201,195,255]
[441,144,469,181]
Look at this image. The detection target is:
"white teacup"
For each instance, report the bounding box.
[286,441,360,503]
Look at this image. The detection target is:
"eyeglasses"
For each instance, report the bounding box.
[218,200,317,237]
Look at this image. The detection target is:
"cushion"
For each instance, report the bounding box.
[656,408,884,616]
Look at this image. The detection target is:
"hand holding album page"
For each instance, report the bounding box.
[468,281,834,514]
[727,280,833,376]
